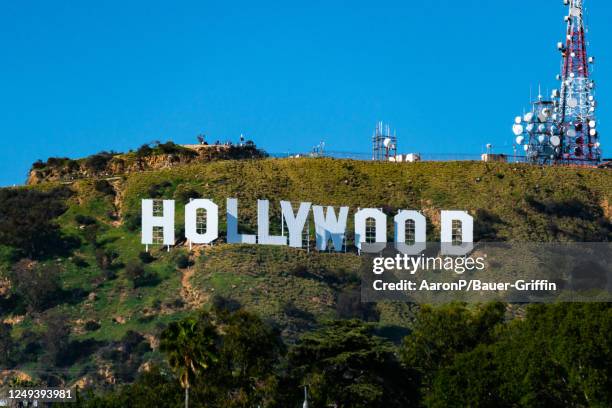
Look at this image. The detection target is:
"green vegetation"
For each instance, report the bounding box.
[73,304,611,407]
[0,157,610,406]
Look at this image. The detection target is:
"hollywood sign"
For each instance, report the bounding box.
[141,199,473,254]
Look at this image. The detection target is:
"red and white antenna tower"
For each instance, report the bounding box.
[557,0,600,163]
[512,0,601,165]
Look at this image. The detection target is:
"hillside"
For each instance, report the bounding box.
[0,158,611,388]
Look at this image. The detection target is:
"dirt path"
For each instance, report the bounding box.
[180,247,208,309]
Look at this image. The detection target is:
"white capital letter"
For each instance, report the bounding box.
[281,201,311,248]
[441,210,474,255]
[141,199,175,246]
[354,208,387,252]
[185,199,219,244]
[257,200,287,246]
[226,198,256,244]
[394,210,426,255]
[313,205,348,252]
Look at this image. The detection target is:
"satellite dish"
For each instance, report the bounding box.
[514,116,522,124]
[524,112,534,122]
[550,125,558,135]
[538,135,546,144]
[523,144,530,152]
[594,142,601,148]
[538,124,546,133]
[589,120,596,128]
[383,138,392,147]
[526,124,535,132]
[589,129,597,137]
[513,125,524,136]
[550,136,561,147]
[567,129,577,138]
[567,98,578,108]
[515,135,525,145]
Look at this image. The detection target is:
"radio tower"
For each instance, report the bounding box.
[558,0,600,163]
[512,0,601,165]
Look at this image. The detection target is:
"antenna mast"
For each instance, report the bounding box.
[558,0,600,163]
[512,0,601,165]
[372,121,397,161]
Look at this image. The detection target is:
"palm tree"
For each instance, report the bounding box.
[160,314,219,408]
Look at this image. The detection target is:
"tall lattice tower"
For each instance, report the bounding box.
[557,0,600,163]
[512,0,601,164]
[372,121,397,161]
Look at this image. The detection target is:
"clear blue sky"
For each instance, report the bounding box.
[0,0,610,186]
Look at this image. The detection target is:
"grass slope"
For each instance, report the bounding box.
[0,158,610,385]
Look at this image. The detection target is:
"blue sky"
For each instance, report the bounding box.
[0,0,610,186]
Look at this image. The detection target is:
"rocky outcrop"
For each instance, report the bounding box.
[26,145,266,185]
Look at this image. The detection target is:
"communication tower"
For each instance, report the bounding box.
[512,0,601,164]
[372,121,397,161]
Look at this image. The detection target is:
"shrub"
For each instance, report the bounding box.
[75,214,97,226]
[136,144,153,158]
[84,151,116,172]
[125,261,145,282]
[125,261,159,288]
[94,180,115,196]
[175,253,191,269]
[173,185,201,204]
[124,212,141,232]
[84,321,101,331]
[10,260,62,312]
[0,187,73,258]
[138,251,155,264]
[147,181,172,199]
[72,255,89,268]
[46,157,75,168]
[95,248,118,270]
[211,295,242,313]
[31,160,45,169]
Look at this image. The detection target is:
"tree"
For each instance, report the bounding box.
[41,311,71,366]
[0,188,72,258]
[10,260,62,312]
[195,309,283,407]
[0,323,14,367]
[423,303,612,407]
[400,302,505,382]
[287,320,419,408]
[159,313,219,408]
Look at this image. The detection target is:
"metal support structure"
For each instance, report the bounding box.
[512,0,601,165]
[372,121,397,161]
